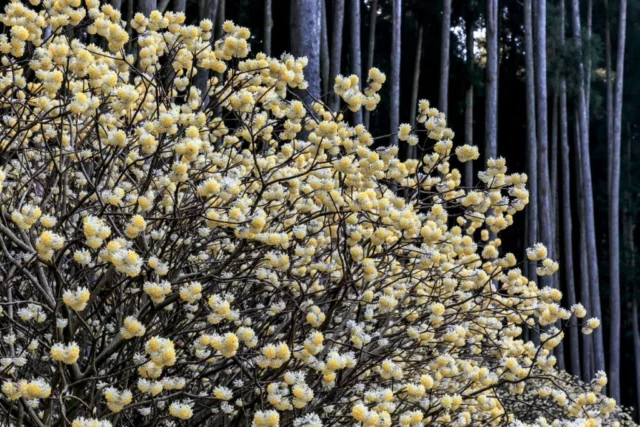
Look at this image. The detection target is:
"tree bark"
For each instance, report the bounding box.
[607,0,627,403]
[408,25,423,160]
[464,3,475,189]
[321,0,330,97]
[216,0,226,40]
[329,0,345,112]
[264,0,273,56]
[633,299,640,422]
[138,0,157,16]
[390,0,401,146]
[173,0,186,13]
[484,0,498,159]
[570,0,606,378]
[349,0,363,124]
[195,0,219,97]
[575,109,593,381]
[110,0,122,11]
[439,0,452,116]
[363,0,378,128]
[291,0,322,101]
[524,0,538,289]
[559,0,580,379]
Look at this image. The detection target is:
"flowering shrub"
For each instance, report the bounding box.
[0,1,634,426]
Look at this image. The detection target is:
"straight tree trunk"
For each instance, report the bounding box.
[561,80,580,378]
[390,0,401,146]
[329,0,345,112]
[110,0,122,11]
[524,0,538,287]
[321,0,330,97]
[363,0,378,128]
[290,0,322,101]
[439,0,452,116]
[264,0,273,55]
[216,0,226,40]
[173,0,186,13]
[633,299,640,422]
[585,0,593,115]
[464,3,475,189]
[559,0,580,379]
[139,0,157,16]
[195,0,219,97]
[570,0,606,378]
[349,0,363,124]
[484,0,498,159]
[607,0,627,403]
[604,0,614,185]
[575,109,593,381]
[408,25,423,160]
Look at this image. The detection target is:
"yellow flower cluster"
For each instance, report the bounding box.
[0,2,629,426]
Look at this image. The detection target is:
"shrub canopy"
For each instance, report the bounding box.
[0,2,633,426]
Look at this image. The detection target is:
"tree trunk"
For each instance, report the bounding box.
[195,0,220,97]
[321,0,330,97]
[585,0,592,116]
[524,0,538,289]
[363,0,378,128]
[559,0,580,379]
[390,0,401,146]
[484,0,498,159]
[349,0,363,124]
[139,0,157,16]
[464,3,474,189]
[408,25,423,160]
[575,109,593,381]
[291,0,322,101]
[607,0,627,403]
[110,0,122,11]
[439,0,452,116]
[216,0,226,40]
[264,0,273,56]
[604,0,614,187]
[329,0,345,112]
[173,0,186,13]
[570,0,606,378]
[633,299,640,422]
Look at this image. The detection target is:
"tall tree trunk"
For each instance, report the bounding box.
[570,0,606,378]
[363,0,378,128]
[329,0,345,112]
[216,0,226,40]
[291,0,322,102]
[604,0,614,187]
[464,3,475,189]
[349,0,363,124]
[110,0,122,11]
[585,0,593,116]
[173,0,186,13]
[264,0,273,56]
[139,0,157,16]
[439,0,452,116]
[633,299,640,422]
[575,109,593,381]
[484,0,498,159]
[559,0,580,379]
[608,0,627,403]
[390,0,401,146]
[195,0,219,97]
[408,25,423,160]
[321,0,330,97]
[535,0,564,367]
[524,0,538,292]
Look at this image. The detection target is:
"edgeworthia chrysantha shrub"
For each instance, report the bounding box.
[0,1,634,426]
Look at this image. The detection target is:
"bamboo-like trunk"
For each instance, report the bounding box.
[349,0,363,124]
[408,25,423,160]
[484,0,498,159]
[439,0,452,116]
[363,0,378,128]
[329,0,345,112]
[607,0,627,403]
[290,0,322,101]
[464,2,474,189]
[138,0,157,16]
[321,0,330,97]
[195,0,220,97]
[575,109,593,381]
[570,0,606,378]
[524,0,538,288]
[264,0,273,56]
[389,0,401,146]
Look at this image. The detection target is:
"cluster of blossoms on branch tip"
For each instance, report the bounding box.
[0,0,634,426]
